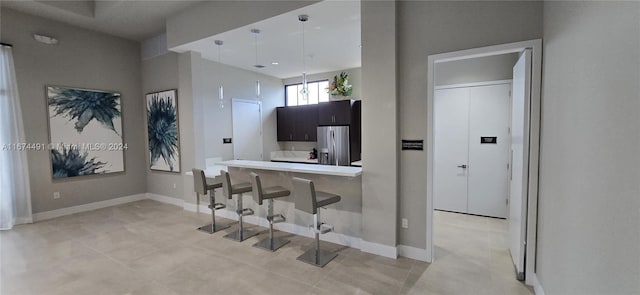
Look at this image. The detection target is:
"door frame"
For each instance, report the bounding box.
[231,98,263,160]
[426,39,542,286]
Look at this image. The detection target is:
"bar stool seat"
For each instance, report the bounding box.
[221,170,258,242]
[250,172,291,251]
[315,192,341,209]
[260,186,291,200]
[293,177,341,267]
[192,168,230,234]
[230,183,252,194]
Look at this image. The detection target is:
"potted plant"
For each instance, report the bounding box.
[327,71,353,100]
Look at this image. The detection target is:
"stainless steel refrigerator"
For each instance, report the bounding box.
[317,126,350,166]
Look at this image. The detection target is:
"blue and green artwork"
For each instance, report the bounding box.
[146,89,180,172]
[47,86,125,179]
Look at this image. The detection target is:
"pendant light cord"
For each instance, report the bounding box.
[255,33,259,66]
[302,20,306,74]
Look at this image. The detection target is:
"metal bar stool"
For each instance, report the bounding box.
[292,177,342,267]
[192,168,230,233]
[250,172,291,251]
[220,170,258,242]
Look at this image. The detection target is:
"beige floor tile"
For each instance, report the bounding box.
[1,200,531,295]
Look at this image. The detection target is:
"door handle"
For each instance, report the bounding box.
[457,164,467,169]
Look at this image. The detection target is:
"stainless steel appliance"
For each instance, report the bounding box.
[317,126,350,166]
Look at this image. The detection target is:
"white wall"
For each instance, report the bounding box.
[282,67,362,100]
[537,2,640,293]
[435,53,518,86]
[166,1,316,49]
[192,54,282,162]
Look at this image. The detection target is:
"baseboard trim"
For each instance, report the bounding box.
[33,192,399,260]
[398,245,429,262]
[146,193,183,207]
[530,273,545,295]
[182,205,363,250]
[360,240,398,259]
[33,193,147,222]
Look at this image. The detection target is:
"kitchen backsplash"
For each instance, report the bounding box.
[278,141,317,152]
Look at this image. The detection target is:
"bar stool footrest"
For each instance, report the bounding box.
[267,214,286,224]
[309,223,334,234]
[296,248,338,268]
[212,203,226,210]
[237,208,254,216]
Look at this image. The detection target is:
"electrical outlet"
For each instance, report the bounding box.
[173,183,177,189]
[402,218,408,229]
[53,192,61,199]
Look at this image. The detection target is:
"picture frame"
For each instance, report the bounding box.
[46,85,125,179]
[146,89,181,173]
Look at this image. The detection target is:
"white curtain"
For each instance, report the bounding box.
[0,44,32,230]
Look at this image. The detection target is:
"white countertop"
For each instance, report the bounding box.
[219,160,362,177]
[184,165,227,178]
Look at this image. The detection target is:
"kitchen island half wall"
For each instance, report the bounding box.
[219,160,362,246]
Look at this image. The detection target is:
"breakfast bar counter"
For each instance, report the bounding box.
[218,160,362,177]
[215,160,363,243]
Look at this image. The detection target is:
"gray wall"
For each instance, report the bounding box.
[435,53,518,86]
[397,1,543,248]
[282,67,362,100]
[194,54,283,162]
[360,0,398,248]
[537,2,640,293]
[142,52,183,199]
[0,8,146,213]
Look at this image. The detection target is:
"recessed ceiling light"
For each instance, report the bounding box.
[271,62,279,65]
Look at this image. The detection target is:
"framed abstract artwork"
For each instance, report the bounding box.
[46,86,125,179]
[146,89,180,172]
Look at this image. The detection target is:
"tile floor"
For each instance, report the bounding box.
[0,200,532,294]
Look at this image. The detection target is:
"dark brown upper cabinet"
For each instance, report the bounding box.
[277,105,318,142]
[277,100,360,143]
[317,100,352,126]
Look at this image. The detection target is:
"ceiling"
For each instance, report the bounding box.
[1,0,203,41]
[171,0,361,79]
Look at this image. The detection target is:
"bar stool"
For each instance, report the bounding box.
[250,172,290,251]
[292,177,342,267]
[220,170,258,242]
[192,168,230,233]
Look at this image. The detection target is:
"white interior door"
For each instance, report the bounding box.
[231,99,262,161]
[509,49,531,278]
[467,84,511,218]
[434,87,470,213]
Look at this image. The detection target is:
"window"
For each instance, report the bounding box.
[285,80,329,106]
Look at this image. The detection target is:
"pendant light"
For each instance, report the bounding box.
[215,40,225,109]
[251,28,263,99]
[298,14,309,102]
